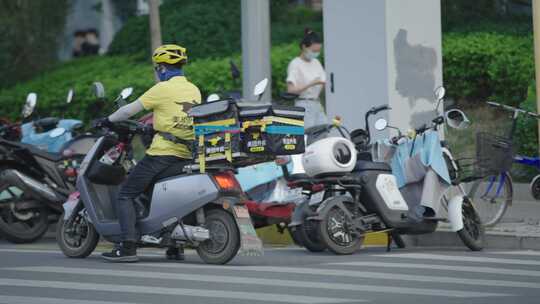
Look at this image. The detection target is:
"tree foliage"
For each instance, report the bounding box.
[0,0,69,88]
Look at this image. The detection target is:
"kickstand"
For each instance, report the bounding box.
[386,233,392,252]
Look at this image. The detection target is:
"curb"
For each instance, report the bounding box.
[256,225,388,246]
[405,229,540,250]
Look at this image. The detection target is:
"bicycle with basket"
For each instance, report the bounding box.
[468,101,540,227]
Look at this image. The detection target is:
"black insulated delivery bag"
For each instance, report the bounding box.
[239,103,305,155]
[189,99,242,171]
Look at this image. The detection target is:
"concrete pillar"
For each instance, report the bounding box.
[323,0,443,139]
[241,0,271,102]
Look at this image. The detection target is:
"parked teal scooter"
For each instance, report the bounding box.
[20,89,87,153]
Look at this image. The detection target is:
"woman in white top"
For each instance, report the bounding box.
[286,29,327,129]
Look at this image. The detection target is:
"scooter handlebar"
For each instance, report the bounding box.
[368,105,391,115]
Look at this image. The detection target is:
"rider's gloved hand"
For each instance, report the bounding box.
[141,124,154,136]
[92,117,113,129]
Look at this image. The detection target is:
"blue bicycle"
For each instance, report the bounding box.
[468,101,540,227]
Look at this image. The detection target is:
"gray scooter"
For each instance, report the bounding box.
[57,120,262,264]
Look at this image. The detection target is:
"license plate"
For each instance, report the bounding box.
[233,205,250,218]
[309,191,325,206]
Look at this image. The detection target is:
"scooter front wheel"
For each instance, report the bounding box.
[197,209,240,265]
[457,197,484,251]
[318,200,363,255]
[56,211,99,258]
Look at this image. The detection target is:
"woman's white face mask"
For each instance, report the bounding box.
[304,49,320,61]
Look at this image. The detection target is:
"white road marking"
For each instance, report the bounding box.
[376,253,540,266]
[326,261,540,277]
[0,248,61,254]
[0,278,358,304]
[0,248,165,257]
[490,250,540,256]
[7,266,509,298]
[0,296,140,304]
[132,262,540,289]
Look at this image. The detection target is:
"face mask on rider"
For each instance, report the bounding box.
[155,66,184,82]
[304,49,320,61]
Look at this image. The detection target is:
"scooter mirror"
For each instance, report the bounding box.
[120,87,134,100]
[93,82,106,100]
[230,60,240,80]
[22,92,37,118]
[374,118,388,131]
[206,93,220,102]
[66,88,74,104]
[445,109,470,130]
[49,127,66,138]
[435,86,446,101]
[253,78,268,98]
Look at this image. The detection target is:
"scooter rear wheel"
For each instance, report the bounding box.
[57,211,99,258]
[290,221,326,252]
[318,200,363,255]
[197,209,240,265]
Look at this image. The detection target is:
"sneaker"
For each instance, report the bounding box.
[102,241,138,263]
[166,246,185,261]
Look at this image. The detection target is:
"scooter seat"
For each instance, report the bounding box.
[244,200,295,219]
[154,160,192,181]
[12,142,65,162]
[34,117,60,132]
[289,173,310,181]
[354,160,391,172]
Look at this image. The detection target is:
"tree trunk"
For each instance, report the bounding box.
[533,0,540,155]
[148,0,162,54]
[148,0,162,82]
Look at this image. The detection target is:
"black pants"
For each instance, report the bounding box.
[116,155,186,242]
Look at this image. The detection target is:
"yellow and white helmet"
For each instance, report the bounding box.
[152,44,187,65]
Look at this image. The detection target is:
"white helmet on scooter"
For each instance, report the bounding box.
[302,137,357,177]
[445,109,470,130]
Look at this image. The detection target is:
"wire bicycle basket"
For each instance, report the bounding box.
[475,132,514,177]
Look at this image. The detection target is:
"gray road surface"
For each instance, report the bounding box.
[1,239,540,304]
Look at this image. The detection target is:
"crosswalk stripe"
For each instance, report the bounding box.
[0,296,140,304]
[7,266,509,298]
[326,261,540,277]
[0,278,357,304]
[0,248,61,254]
[132,262,540,289]
[376,253,540,266]
[0,248,165,257]
[490,250,540,256]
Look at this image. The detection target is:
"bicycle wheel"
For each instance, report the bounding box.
[468,172,512,227]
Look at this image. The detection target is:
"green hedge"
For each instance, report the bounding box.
[443,31,534,106]
[109,0,241,59]
[0,43,299,122]
[108,0,321,61]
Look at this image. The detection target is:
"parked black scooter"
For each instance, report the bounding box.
[0,88,132,243]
